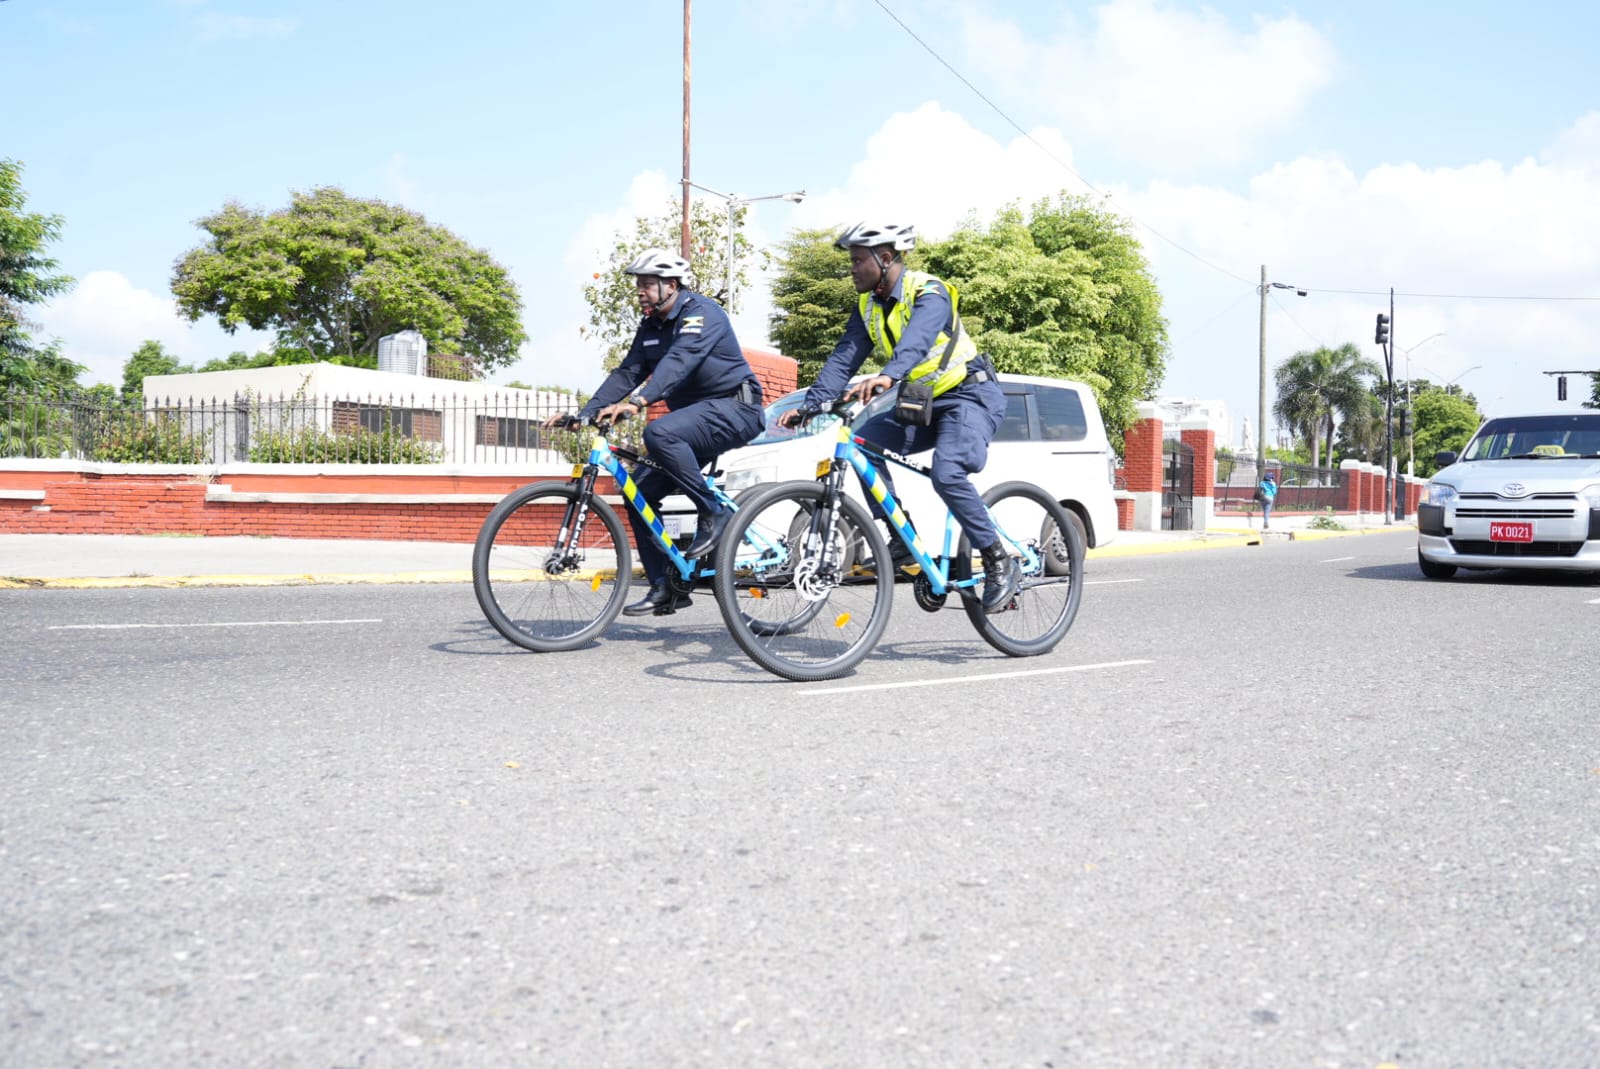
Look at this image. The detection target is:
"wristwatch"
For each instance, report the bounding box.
[628,390,648,409]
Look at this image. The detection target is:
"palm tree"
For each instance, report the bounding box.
[1273,343,1381,470]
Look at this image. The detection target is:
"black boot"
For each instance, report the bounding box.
[979,541,1020,613]
[685,509,733,559]
[622,578,692,617]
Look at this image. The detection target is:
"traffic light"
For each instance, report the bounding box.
[1397,407,1412,436]
[1374,313,1390,346]
[1558,375,1568,401]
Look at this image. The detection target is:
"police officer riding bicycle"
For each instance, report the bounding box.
[779,220,1019,612]
[546,248,764,617]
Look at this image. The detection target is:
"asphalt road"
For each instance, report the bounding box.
[2,530,1596,1067]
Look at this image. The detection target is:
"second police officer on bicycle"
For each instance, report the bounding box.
[780,221,1019,612]
[548,248,764,617]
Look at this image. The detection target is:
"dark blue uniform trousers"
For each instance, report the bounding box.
[853,374,1007,549]
[628,396,763,583]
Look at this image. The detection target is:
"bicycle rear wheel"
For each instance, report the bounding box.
[957,480,1083,656]
[712,481,893,682]
[473,481,632,652]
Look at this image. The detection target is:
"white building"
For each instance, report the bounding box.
[143,362,579,466]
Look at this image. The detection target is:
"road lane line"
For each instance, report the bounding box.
[1086,578,1144,585]
[49,618,383,631]
[1320,556,1356,563]
[807,659,1153,695]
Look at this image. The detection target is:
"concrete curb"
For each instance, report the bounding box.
[0,571,476,590]
[0,524,1416,589]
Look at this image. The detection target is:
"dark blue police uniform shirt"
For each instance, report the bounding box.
[580,290,756,417]
[804,272,955,408]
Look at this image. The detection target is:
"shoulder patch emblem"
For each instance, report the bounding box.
[680,315,705,335]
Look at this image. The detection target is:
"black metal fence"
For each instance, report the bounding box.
[1214,453,1346,511]
[0,388,588,466]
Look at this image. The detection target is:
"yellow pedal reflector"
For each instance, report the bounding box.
[833,612,851,628]
[750,588,766,599]
[590,575,603,592]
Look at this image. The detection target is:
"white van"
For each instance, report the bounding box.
[662,374,1119,553]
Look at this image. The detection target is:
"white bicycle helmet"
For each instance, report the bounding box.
[623,248,691,280]
[835,221,916,252]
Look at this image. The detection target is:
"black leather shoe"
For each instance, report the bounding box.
[979,542,1020,612]
[622,578,693,617]
[685,509,733,559]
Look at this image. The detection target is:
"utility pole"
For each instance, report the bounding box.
[1258,266,1267,482]
[1256,267,1306,485]
[679,0,692,259]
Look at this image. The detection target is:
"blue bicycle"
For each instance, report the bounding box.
[472,416,747,652]
[710,397,1085,681]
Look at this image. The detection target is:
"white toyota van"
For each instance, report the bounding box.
[662,374,1119,554]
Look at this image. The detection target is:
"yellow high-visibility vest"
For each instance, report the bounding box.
[860,270,975,396]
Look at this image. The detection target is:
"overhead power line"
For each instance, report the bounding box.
[870,0,1254,286]
[871,1,1600,306]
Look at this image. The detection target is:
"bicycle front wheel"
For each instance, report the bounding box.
[712,481,893,682]
[473,481,632,652]
[957,481,1084,657]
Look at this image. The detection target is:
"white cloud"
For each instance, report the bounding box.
[791,101,1083,239]
[1126,113,1600,433]
[36,271,271,389]
[194,13,298,43]
[958,0,1337,168]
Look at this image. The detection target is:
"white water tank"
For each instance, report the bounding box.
[377,330,427,375]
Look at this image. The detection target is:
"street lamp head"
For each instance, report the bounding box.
[782,191,806,203]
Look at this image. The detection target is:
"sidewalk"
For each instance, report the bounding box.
[0,515,1412,589]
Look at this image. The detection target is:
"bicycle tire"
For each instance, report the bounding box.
[473,481,632,652]
[712,480,893,682]
[957,480,1083,656]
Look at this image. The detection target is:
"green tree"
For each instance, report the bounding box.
[1585,372,1600,410]
[581,197,753,373]
[171,187,527,374]
[1411,387,1481,477]
[1,159,76,390]
[1272,343,1380,471]
[121,340,193,402]
[767,228,858,383]
[767,195,1169,435]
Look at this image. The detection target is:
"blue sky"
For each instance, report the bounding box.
[10,0,1600,447]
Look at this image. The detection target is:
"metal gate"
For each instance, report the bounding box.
[1162,440,1194,531]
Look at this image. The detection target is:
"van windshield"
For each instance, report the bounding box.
[749,383,895,445]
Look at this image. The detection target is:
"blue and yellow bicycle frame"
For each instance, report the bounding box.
[816,421,1044,596]
[572,429,749,582]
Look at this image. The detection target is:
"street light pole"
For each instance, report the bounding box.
[1401,332,1445,477]
[681,182,805,309]
[1256,265,1307,484]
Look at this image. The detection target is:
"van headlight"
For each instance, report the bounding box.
[726,467,775,493]
[1580,483,1600,509]
[1421,481,1458,508]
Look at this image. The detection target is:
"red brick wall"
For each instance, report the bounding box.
[1122,417,1163,494]
[1179,428,1215,499]
[0,471,595,544]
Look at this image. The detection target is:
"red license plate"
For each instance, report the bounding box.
[1489,521,1534,543]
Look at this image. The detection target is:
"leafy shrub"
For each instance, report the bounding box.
[247,424,443,464]
[90,413,211,463]
[1306,515,1347,531]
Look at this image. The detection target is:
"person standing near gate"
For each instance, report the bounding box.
[1257,470,1279,529]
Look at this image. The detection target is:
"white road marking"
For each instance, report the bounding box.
[49,618,383,631]
[1320,556,1356,563]
[807,659,1154,695]
[1086,578,1144,585]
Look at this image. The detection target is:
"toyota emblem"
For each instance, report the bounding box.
[1503,482,1526,496]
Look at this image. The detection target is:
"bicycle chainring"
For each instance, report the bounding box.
[912,573,947,612]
